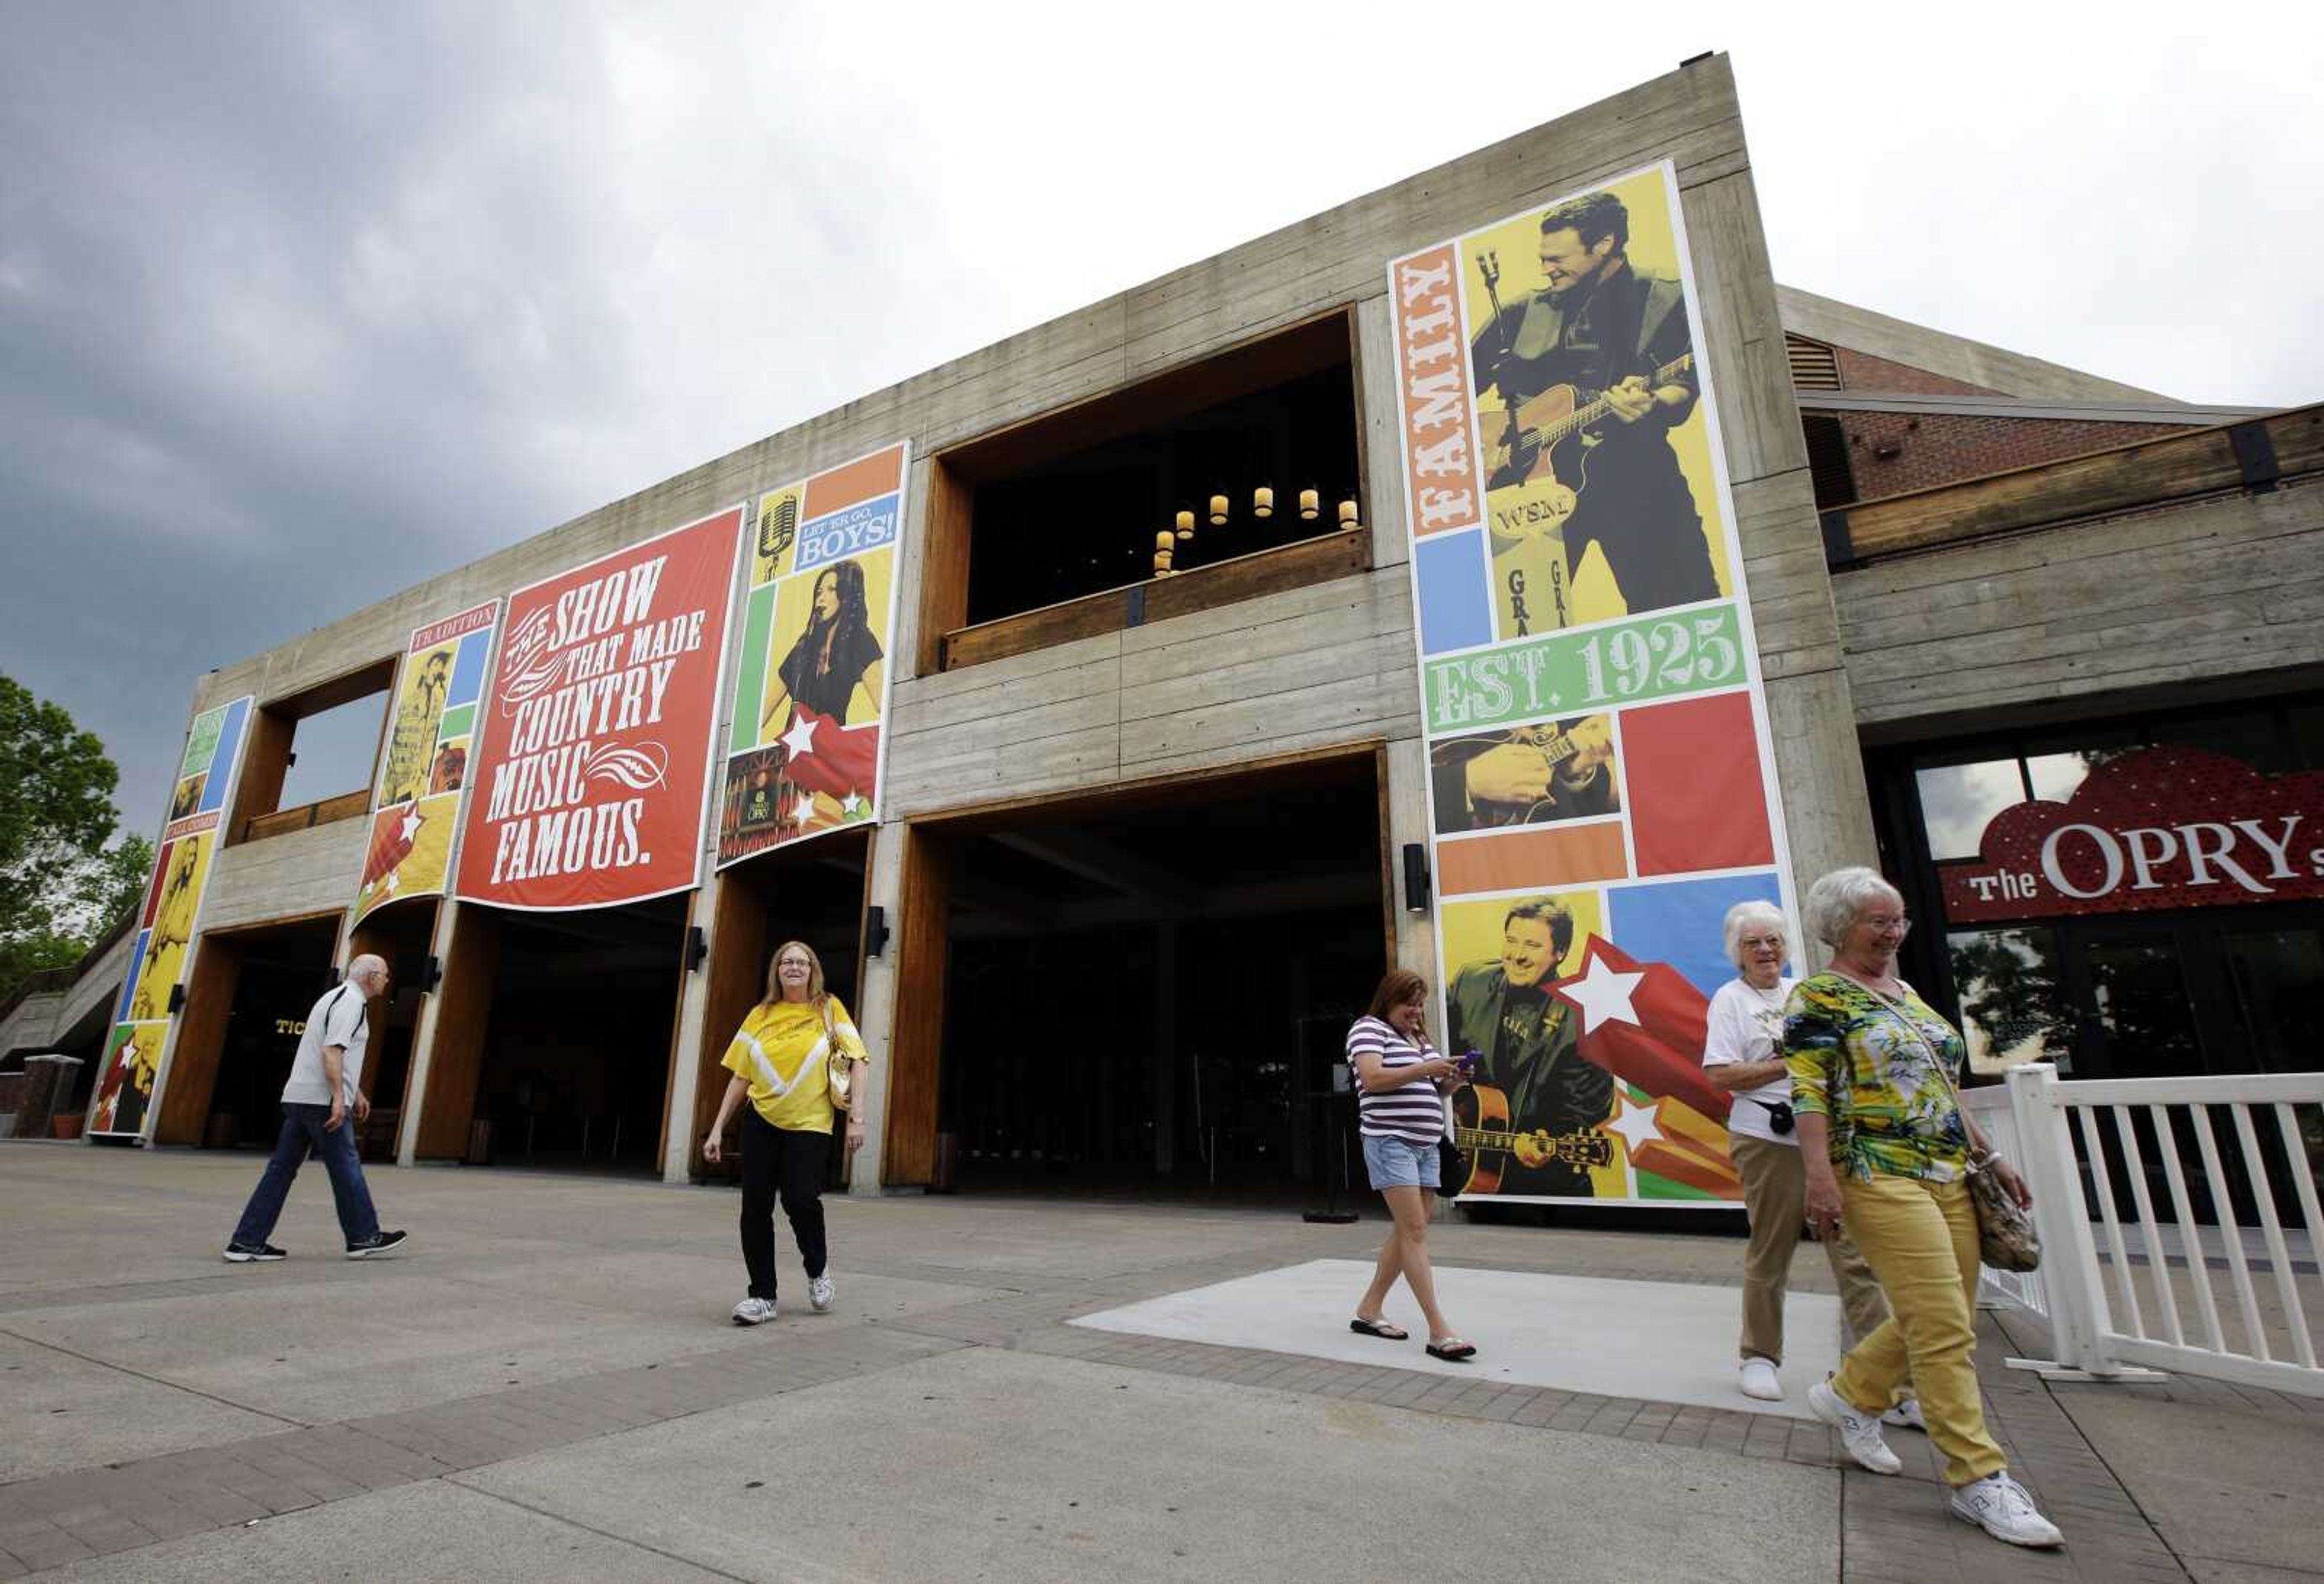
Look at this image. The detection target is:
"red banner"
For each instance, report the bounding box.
[455,507,743,910]
[1940,747,2324,923]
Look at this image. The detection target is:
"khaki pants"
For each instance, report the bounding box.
[1732,1136,1892,1365]
[1832,1171,2008,1487]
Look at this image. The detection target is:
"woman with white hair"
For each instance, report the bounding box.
[1787,866,2062,1549]
[1701,900,1902,1413]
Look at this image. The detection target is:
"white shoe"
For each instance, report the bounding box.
[1951,1472,2064,1548]
[732,1297,776,1325]
[1738,1358,1784,1401]
[1882,1398,1926,1432]
[1808,1378,1902,1474]
[809,1273,834,1313]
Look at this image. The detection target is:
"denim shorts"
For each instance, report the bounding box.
[1362,1133,1441,1191]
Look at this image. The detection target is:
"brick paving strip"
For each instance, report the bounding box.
[1,1229,2286,1582]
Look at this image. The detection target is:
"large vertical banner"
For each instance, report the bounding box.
[715,442,908,865]
[1390,162,1793,1206]
[86,695,255,1137]
[454,508,745,911]
[351,601,500,922]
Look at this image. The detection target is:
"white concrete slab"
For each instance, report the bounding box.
[1071,1258,1842,1419]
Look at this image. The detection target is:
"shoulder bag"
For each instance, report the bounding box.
[1863,984,2040,1273]
[818,998,853,1112]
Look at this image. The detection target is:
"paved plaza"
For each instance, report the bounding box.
[1,1142,2318,1582]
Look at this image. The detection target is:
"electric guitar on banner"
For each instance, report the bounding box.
[1449,1082,1614,1196]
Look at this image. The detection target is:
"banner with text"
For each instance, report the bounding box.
[1389,162,1797,1207]
[455,507,744,910]
[350,601,500,923]
[715,443,908,866]
[87,695,255,1137]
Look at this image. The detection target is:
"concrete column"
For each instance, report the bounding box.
[395,900,462,1166]
[660,883,717,1183]
[1383,737,1437,1015]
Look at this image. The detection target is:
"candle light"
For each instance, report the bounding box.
[1155,529,1175,551]
[1209,494,1228,526]
[1253,485,1273,519]
[1299,488,1319,521]
[1175,509,1195,540]
[1338,498,1359,526]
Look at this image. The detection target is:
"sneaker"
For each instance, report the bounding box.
[732,1297,777,1326]
[1882,1398,1927,1432]
[809,1274,834,1314]
[223,1242,286,1263]
[1808,1377,1902,1474]
[345,1229,409,1260]
[1951,1472,2064,1548]
[1738,1358,1783,1401]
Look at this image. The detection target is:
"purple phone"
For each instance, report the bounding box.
[1454,1050,1482,1076]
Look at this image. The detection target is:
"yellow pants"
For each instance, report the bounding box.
[1731,1137,1892,1364]
[1832,1171,2007,1487]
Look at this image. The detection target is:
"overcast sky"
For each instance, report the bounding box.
[4,2,2319,841]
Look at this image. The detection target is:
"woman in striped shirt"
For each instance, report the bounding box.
[1346,968,1477,1361]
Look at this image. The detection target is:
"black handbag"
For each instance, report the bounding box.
[1434,1134,1466,1198]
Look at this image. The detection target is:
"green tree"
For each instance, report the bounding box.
[1,674,131,999]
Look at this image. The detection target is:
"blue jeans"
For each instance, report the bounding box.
[231,1104,380,1248]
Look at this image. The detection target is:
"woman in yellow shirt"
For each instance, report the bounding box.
[704,941,870,1324]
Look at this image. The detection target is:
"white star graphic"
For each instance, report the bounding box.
[382,871,399,895]
[840,791,863,816]
[398,810,423,842]
[1559,951,1644,1035]
[781,714,819,759]
[789,788,816,825]
[1599,1090,1664,1159]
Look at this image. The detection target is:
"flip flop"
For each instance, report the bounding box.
[1349,1316,1410,1341]
[1425,1337,1477,1362]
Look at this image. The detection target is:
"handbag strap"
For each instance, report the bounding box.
[1855,978,1989,1169]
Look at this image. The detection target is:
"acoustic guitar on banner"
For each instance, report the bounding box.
[1449,1082,1613,1196]
[1477,353,1696,497]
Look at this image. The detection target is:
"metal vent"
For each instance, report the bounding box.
[1787,335,1842,391]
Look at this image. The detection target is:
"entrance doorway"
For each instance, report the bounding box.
[688,828,872,1182]
[461,895,689,1174]
[149,913,340,1148]
[899,751,1392,1201]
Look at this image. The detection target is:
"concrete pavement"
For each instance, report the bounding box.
[1,1141,2317,1582]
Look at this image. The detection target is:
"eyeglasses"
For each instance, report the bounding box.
[1862,915,1912,936]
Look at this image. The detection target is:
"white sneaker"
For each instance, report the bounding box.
[1951,1472,2064,1548]
[1738,1358,1784,1401]
[1882,1398,1927,1432]
[809,1274,834,1313]
[731,1297,776,1326]
[1808,1377,1902,1474]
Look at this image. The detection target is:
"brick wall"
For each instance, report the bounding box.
[1818,410,2195,498]
[1833,346,1995,397]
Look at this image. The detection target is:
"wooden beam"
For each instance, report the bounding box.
[153,934,243,1145]
[415,903,499,1160]
[1842,401,2323,561]
[240,787,372,845]
[881,825,950,1186]
[916,457,974,678]
[226,709,294,848]
[690,871,771,1176]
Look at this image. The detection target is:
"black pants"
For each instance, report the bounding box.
[740,1108,830,1300]
[1565,443,1717,614]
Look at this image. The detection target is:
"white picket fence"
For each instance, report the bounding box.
[1960,1065,2324,1396]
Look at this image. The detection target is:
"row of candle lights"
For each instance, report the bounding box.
[1152,487,1360,577]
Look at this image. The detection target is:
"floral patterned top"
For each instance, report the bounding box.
[1784,972,1970,1183]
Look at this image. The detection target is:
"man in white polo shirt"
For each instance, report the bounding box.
[224,954,409,1262]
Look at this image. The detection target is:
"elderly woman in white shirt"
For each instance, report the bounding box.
[1701,900,1916,1424]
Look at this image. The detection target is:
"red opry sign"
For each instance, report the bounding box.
[1938,747,2324,923]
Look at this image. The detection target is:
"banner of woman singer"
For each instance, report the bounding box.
[453,507,744,911]
[1388,161,1798,1206]
[350,600,499,923]
[715,442,908,866]
[87,695,255,1137]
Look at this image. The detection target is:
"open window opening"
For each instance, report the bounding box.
[228,659,395,845]
[922,312,1370,672]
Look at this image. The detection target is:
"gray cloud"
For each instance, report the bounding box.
[3,2,2317,843]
